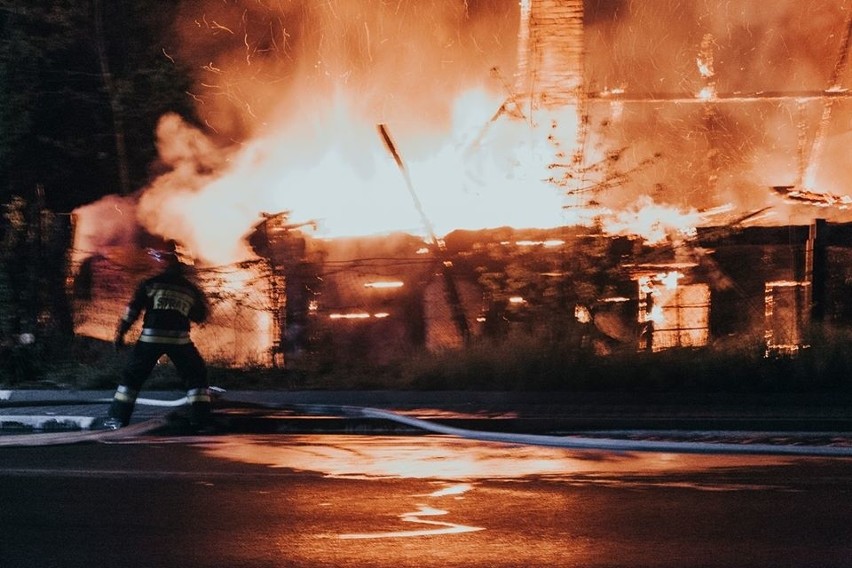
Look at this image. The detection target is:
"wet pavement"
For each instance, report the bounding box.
[3,389,852,566]
[2,389,852,454]
[3,432,852,567]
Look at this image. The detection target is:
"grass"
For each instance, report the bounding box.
[3,325,852,395]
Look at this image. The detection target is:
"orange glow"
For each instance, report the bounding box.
[364,281,404,289]
[339,504,484,540]
[329,313,371,320]
[117,94,591,267]
[638,270,710,351]
[327,312,391,321]
[198,434,788,482]
[601,197,700,245]
[193,264,275,365]
[764,280,811,356]
[697,86,715,101]
[69,1,852,270]
[71,0,849,270]
[515,239,565,247]
[66,1,852,365]
[638,272,684,309]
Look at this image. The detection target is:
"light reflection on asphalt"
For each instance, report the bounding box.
[192,434,800,542]
[194,434,790,487]
[336,483,484,539]
[339,503,485,539]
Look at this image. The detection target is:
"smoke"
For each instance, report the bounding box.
[583,0,852,218]
[73,0,852,267]
[135,113,239,262]
[70,194,138,265]
[72,0,523,265]
[170,0,519,142]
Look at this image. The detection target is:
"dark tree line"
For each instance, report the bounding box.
[0,0,197,212]
[1,1,199,380]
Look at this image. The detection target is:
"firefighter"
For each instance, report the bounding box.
[99,242,211,431]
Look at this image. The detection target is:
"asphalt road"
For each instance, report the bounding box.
[2,433,851,568]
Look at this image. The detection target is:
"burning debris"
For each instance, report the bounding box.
[74,1,852,259]
[636,268,710,352]
[514,0,585,110]
[65,1,852,367]
[764,280,811,356]
[772,186,852,208]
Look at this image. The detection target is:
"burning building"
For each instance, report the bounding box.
[514,0,584,109]
[67,1,852,369]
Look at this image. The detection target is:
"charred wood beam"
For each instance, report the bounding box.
[377,124,470,344]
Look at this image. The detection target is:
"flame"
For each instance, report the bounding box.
[696,33,716,100]
[120,93,706,266]
[71,0,852,261]
[638,271,682,326]
[658,271,682,290]
[697,86,715,101]
[114,92,596,267]
[66,1,852,362]
[73,0,852,268]
[638,270,710,350]
[599,196,700,244]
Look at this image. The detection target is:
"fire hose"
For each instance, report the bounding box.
[2,392,852,456]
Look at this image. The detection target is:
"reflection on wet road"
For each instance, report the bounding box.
[195,434,797,544]
[340,502,484,539]
[336,482,484,540]
[3,433,852,567]
[197,434,791,488]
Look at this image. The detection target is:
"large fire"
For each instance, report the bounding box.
[69,1,852,362]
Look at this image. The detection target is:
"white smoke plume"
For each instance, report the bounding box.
[74,0,852,266]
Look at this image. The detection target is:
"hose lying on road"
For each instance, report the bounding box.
[0,416,169,447]
[0,397,189,408]
[271,403,852,458]
[1,395,852,457]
